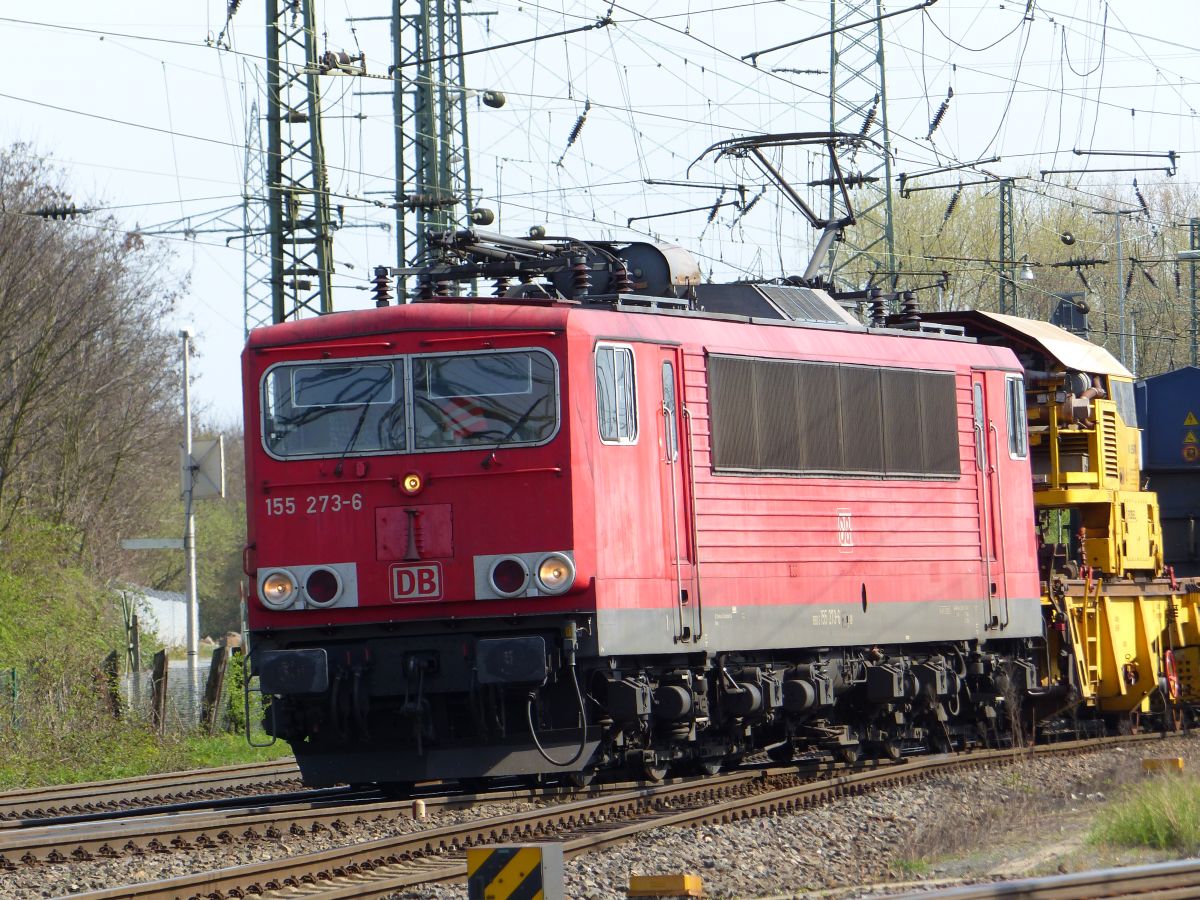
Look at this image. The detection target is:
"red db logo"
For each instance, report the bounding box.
[391,563,442,601]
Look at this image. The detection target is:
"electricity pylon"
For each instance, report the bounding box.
[391,0,480,297]
[266,0,335,322]
[243,94,274,336]
[827,0,896,292]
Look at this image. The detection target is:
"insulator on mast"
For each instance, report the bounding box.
[372,266,393,307]
[859,94,879,136]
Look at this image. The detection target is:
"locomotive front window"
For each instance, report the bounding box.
[261,348,559,459]
[413,350,557,449]
[263,362,405,458]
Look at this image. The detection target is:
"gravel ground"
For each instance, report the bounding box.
[1,734,1195,899]
[394,733,1199,900]
[0,796,544,898]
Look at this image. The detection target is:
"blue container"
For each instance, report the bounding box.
[1137,366,1200,575]
[1136,366,1200,472]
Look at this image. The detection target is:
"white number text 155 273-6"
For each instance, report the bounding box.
[264,494,363,516]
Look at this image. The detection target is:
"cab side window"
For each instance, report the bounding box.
[1005,375,1028,459]
[596,344,637,444]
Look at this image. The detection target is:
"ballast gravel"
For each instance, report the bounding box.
[1,734,1195,899]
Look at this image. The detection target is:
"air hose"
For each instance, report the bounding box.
[527,659,589,767]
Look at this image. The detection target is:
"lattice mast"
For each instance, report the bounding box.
[266,0,335,322]
[998,178,1015,315]
[392,0,476,298]
[826,0,896,291]
[243,95,275,336]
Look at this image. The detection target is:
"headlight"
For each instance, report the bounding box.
[489,557,530,598]
[536,553,575,594]
[304,568,342,607]
[260,569,297,609]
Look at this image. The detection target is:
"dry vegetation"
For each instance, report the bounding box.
[842,174,1200,377]
[0,145,258,783]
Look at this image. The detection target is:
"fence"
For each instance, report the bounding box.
[1,648,241,736]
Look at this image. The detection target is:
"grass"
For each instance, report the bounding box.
[892,858,933,877]
[0,715,294,789]
[1089,774,1200,854]
[0,718,292,789]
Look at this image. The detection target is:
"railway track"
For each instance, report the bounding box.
[46,733,1174,900]
[0,758,302,821]
[0,777,611,868]
[891,857,1200,899]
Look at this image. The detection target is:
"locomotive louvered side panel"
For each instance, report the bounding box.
[683,347,991,599]
[708,355,960,478]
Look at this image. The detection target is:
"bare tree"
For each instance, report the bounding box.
[0,146,183,578]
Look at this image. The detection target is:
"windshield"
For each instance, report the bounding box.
[262,348,558,459]
[413,351,557,450]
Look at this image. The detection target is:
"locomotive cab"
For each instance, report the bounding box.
[242,307,608,785]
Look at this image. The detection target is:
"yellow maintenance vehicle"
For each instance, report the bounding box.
[929,310,1200,731]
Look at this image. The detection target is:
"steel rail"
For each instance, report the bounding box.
[0,756,863,866]
[889,857,1200,898]
[0,778,625,867]
[56,733,1179,900]
[0,759,301,820]
[54,769,794,899]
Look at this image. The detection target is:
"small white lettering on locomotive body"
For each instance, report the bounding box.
[264,493,363,516]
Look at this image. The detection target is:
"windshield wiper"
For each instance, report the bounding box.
[332,376,391,475]
[481,396,543,469]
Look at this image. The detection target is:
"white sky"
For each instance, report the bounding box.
[3,1,1197,422]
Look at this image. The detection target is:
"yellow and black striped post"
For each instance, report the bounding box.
[467,843,564,900]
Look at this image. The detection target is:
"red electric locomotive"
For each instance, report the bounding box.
[242,231,1042,788]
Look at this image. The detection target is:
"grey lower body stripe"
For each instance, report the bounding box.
[592,597,1042,655]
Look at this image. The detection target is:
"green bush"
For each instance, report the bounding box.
[0,515,289,788]
[1090,774,1200,853]
[0,517,121,675]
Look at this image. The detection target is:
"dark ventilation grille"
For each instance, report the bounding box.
[796,363,841,469]
[709,354,961,479]
[882,368,923,473]
[755,360,802,470]
[921,374,960,474]
[840,366,885,473]
[757,285,857,325]
[710,356,760,468]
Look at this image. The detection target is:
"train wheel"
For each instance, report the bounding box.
[872,740,901,761]
[766,742,794,764]
[695,758,723,777]
[567,770,595,789]
[834,744,859,765]
[641,761,669,783]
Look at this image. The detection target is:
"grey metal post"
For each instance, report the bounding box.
[180,329,200,689]
[1191,218,1199,367]
[1116,213,1125,365]
[1092,208,1138,367]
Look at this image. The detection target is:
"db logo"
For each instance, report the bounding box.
[836,508,854,551]
[391,563,442,601]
